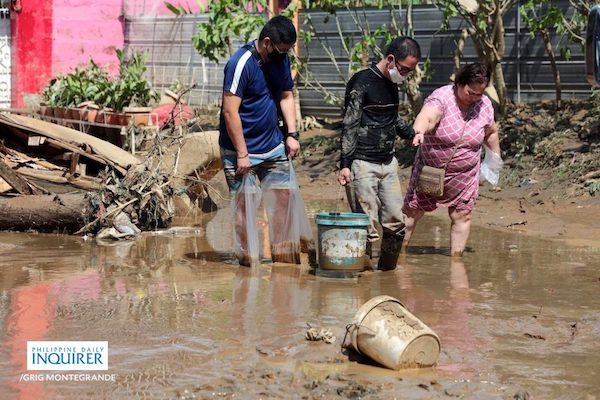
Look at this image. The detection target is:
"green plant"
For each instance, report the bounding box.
[432,0,516,114]
[109,50,160,109]
[295,1,434,114]
[519,0,595,109]
[42,77,67,107]
[520,0,564,107]
[586,179,600,196]
[42,60,110,107]
[191,0,268,63]
[42,50,158,111]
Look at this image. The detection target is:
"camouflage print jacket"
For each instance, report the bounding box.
[340,65,414,169]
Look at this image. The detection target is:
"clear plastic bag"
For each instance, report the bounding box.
[262,158,316,264]
[232,172,262,267]
[480,145,503,186]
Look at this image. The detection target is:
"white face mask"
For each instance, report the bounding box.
[389,66,408,84]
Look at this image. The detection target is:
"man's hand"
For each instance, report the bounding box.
[338,168,351,186]
[286,136,300,159]
[236,154,252,175]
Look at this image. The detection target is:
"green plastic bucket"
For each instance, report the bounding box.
[315,212,370,271]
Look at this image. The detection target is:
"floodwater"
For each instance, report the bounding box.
[0,204,599,400]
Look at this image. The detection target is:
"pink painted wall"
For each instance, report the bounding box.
[11,0,280,106]
[52,0,125,76]
[12,0,127,106]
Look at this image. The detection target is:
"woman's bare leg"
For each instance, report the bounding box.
[448,207,472,257]
[400,206,425,253]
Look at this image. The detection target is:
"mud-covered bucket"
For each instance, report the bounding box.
[315,212,369,271]
[349,295,440,370]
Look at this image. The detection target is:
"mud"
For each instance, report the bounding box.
[1,197,599,399]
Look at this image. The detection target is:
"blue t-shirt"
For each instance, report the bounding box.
[219,41,294,154]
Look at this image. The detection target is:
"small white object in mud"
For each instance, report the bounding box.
[305,323,336,344]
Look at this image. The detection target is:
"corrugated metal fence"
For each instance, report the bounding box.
[124,2,590,118]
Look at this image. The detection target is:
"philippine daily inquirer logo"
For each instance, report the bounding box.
[27,341,108,371]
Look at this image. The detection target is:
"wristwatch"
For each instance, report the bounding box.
[286,130,300,141]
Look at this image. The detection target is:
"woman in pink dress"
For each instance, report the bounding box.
[402,63,501,257]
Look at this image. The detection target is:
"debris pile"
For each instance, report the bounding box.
[0,111,221,236]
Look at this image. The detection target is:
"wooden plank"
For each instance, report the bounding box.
[0,144,66,171]
[1,155,102,191]
[0,114,140,170]
[1,124,110,172]
[43,137,127,175]
[69,153,80,175]
[0,158,33,194]
[14,168,102,191]
[0,177,10,193]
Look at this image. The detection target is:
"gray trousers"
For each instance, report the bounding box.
[345,157,406,243]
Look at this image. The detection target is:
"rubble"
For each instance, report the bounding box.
[0,111,221,235]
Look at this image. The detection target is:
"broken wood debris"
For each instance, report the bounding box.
[0,158,38,195]
[0,142,102,191]
[0,113,139,174]
[0,111,222,235]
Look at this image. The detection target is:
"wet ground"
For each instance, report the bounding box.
[1,202,599,399]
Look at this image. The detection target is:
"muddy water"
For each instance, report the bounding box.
[0,205,599,399]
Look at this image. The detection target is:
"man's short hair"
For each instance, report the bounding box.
[385,36,421,62]
[259,15,297,45]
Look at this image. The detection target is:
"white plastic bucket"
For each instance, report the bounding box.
[349,295,440,370]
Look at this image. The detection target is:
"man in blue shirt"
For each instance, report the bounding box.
[219,15,305,266]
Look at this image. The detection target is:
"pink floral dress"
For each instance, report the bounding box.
[404,84,494,212]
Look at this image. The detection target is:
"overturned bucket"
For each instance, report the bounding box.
[315,212,369,271]
[349,295,440,370]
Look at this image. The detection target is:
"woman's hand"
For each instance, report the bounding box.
[413,131,425,146]
[483,122,501,155]
[412,104,442,146]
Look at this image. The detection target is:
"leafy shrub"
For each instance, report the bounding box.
[42,50,159,110]
[586,180,600,196]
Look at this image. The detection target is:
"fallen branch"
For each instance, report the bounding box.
[0,193,87,232]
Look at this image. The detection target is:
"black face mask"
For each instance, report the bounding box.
[268,44,287,62]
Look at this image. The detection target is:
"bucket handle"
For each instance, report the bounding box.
[341,323,355,351]
[341,323,378,353]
